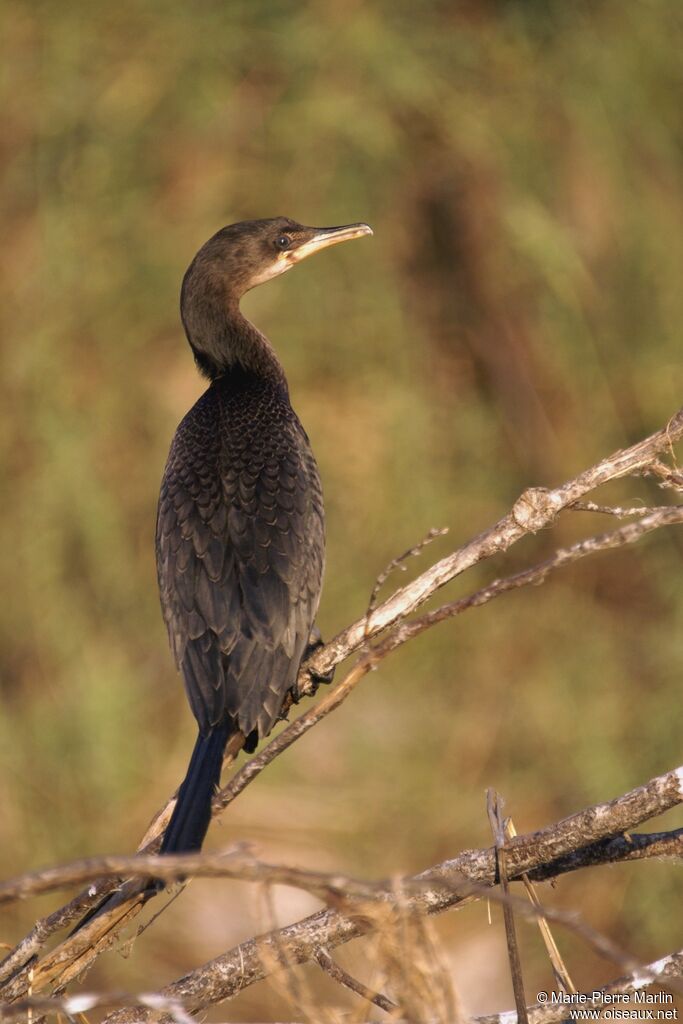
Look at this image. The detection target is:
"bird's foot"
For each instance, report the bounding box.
[300,626,335,696]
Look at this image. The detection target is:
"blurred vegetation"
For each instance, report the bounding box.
[1,0,682,1017]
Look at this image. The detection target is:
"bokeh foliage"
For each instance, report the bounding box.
[1,0,682,1015]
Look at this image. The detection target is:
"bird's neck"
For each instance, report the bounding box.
[185,295,287,387]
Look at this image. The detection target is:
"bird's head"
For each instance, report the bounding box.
[180,217,373,377]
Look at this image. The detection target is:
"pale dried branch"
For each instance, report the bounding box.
[2,508,681,998]
[2,825,680,1006]
[303,407,683,682]
[0,991,195,1024]
[0,853,388,908]
[471,947,683,1024]
[93,765,683,1021]
[487,791,527,1024]
[365,526,449,623]
[641,458,683,491]
[528,826,683,880]
[504,817,576,996]
[570,499,679,517]
[480,880,683,998]
[313,947,398,1015]
[368,504,683,658]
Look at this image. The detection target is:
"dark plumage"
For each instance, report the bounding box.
[157,217,372,855]
[69,217,372,932]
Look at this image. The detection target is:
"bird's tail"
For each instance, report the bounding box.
[70,723,230,935]
[160,722,230,854]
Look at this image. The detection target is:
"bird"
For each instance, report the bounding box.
[155,217,373,856]
[68,218,372,936]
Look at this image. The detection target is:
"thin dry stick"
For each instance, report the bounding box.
[487,791,527,1024]
[313,947,399,1016]
[0,670,371,992]
[528,826,683,880]
[366,526,449,623]
[570,500,678,517]
[0,992,195,1024]
[302,407,683,682]
[1,826,681,922]
[504,818,576,996]
[480,882,683,994]
[214,659,369,816]
[0,853,389,909]
[643,458,683,490]
[369,504,683,659]
[471,948,683,1024]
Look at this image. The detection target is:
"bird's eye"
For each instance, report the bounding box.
[275,234,292,251]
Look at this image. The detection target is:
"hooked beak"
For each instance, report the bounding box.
[290,222,373,263]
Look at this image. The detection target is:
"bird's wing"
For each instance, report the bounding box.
[156,392,324,739]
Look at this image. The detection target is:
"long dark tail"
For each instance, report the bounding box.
[160,721,230,854]
[71,723,230,935]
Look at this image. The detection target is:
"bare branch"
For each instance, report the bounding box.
[91,765,683,1020]
[527,826,683,880]
[313,947,399,1015]
[0,991,195,1024]
[570,499,681,517]
[368,504,683,659]
[504,817,576,996]
[365,526,449,623]
[3,825,680,918]
[26,495,674,989]
[487,791,527,1024]
[471,948,683,1024]
[641,458,683,491]
[481,882,683,997]
[303,407,683,683]
[0,852,388,908]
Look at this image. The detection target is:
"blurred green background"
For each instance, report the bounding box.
[1,0,682,1018]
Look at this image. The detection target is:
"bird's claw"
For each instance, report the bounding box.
[302,627,336,695]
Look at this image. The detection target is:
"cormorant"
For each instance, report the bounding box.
[157,217,372,855]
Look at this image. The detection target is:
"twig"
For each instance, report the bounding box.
[471,947,683,1024]
[366,505,683,660]
[480,884,683,996]
[487,791,527,1024]
[313,947,399,1015]
[0,852,388,909]
[365,526,449,625]
[214,660,370,816]
[5,828,680,930]
[527,826,683,880]
[258,883,329,1024]
[641,458,683,491]
[504,818,575,996]
[1,827,680,932]
[570,499,681,517]
[91,766,683,1019]
[302,407,683,683]
[0,991,195,1024]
